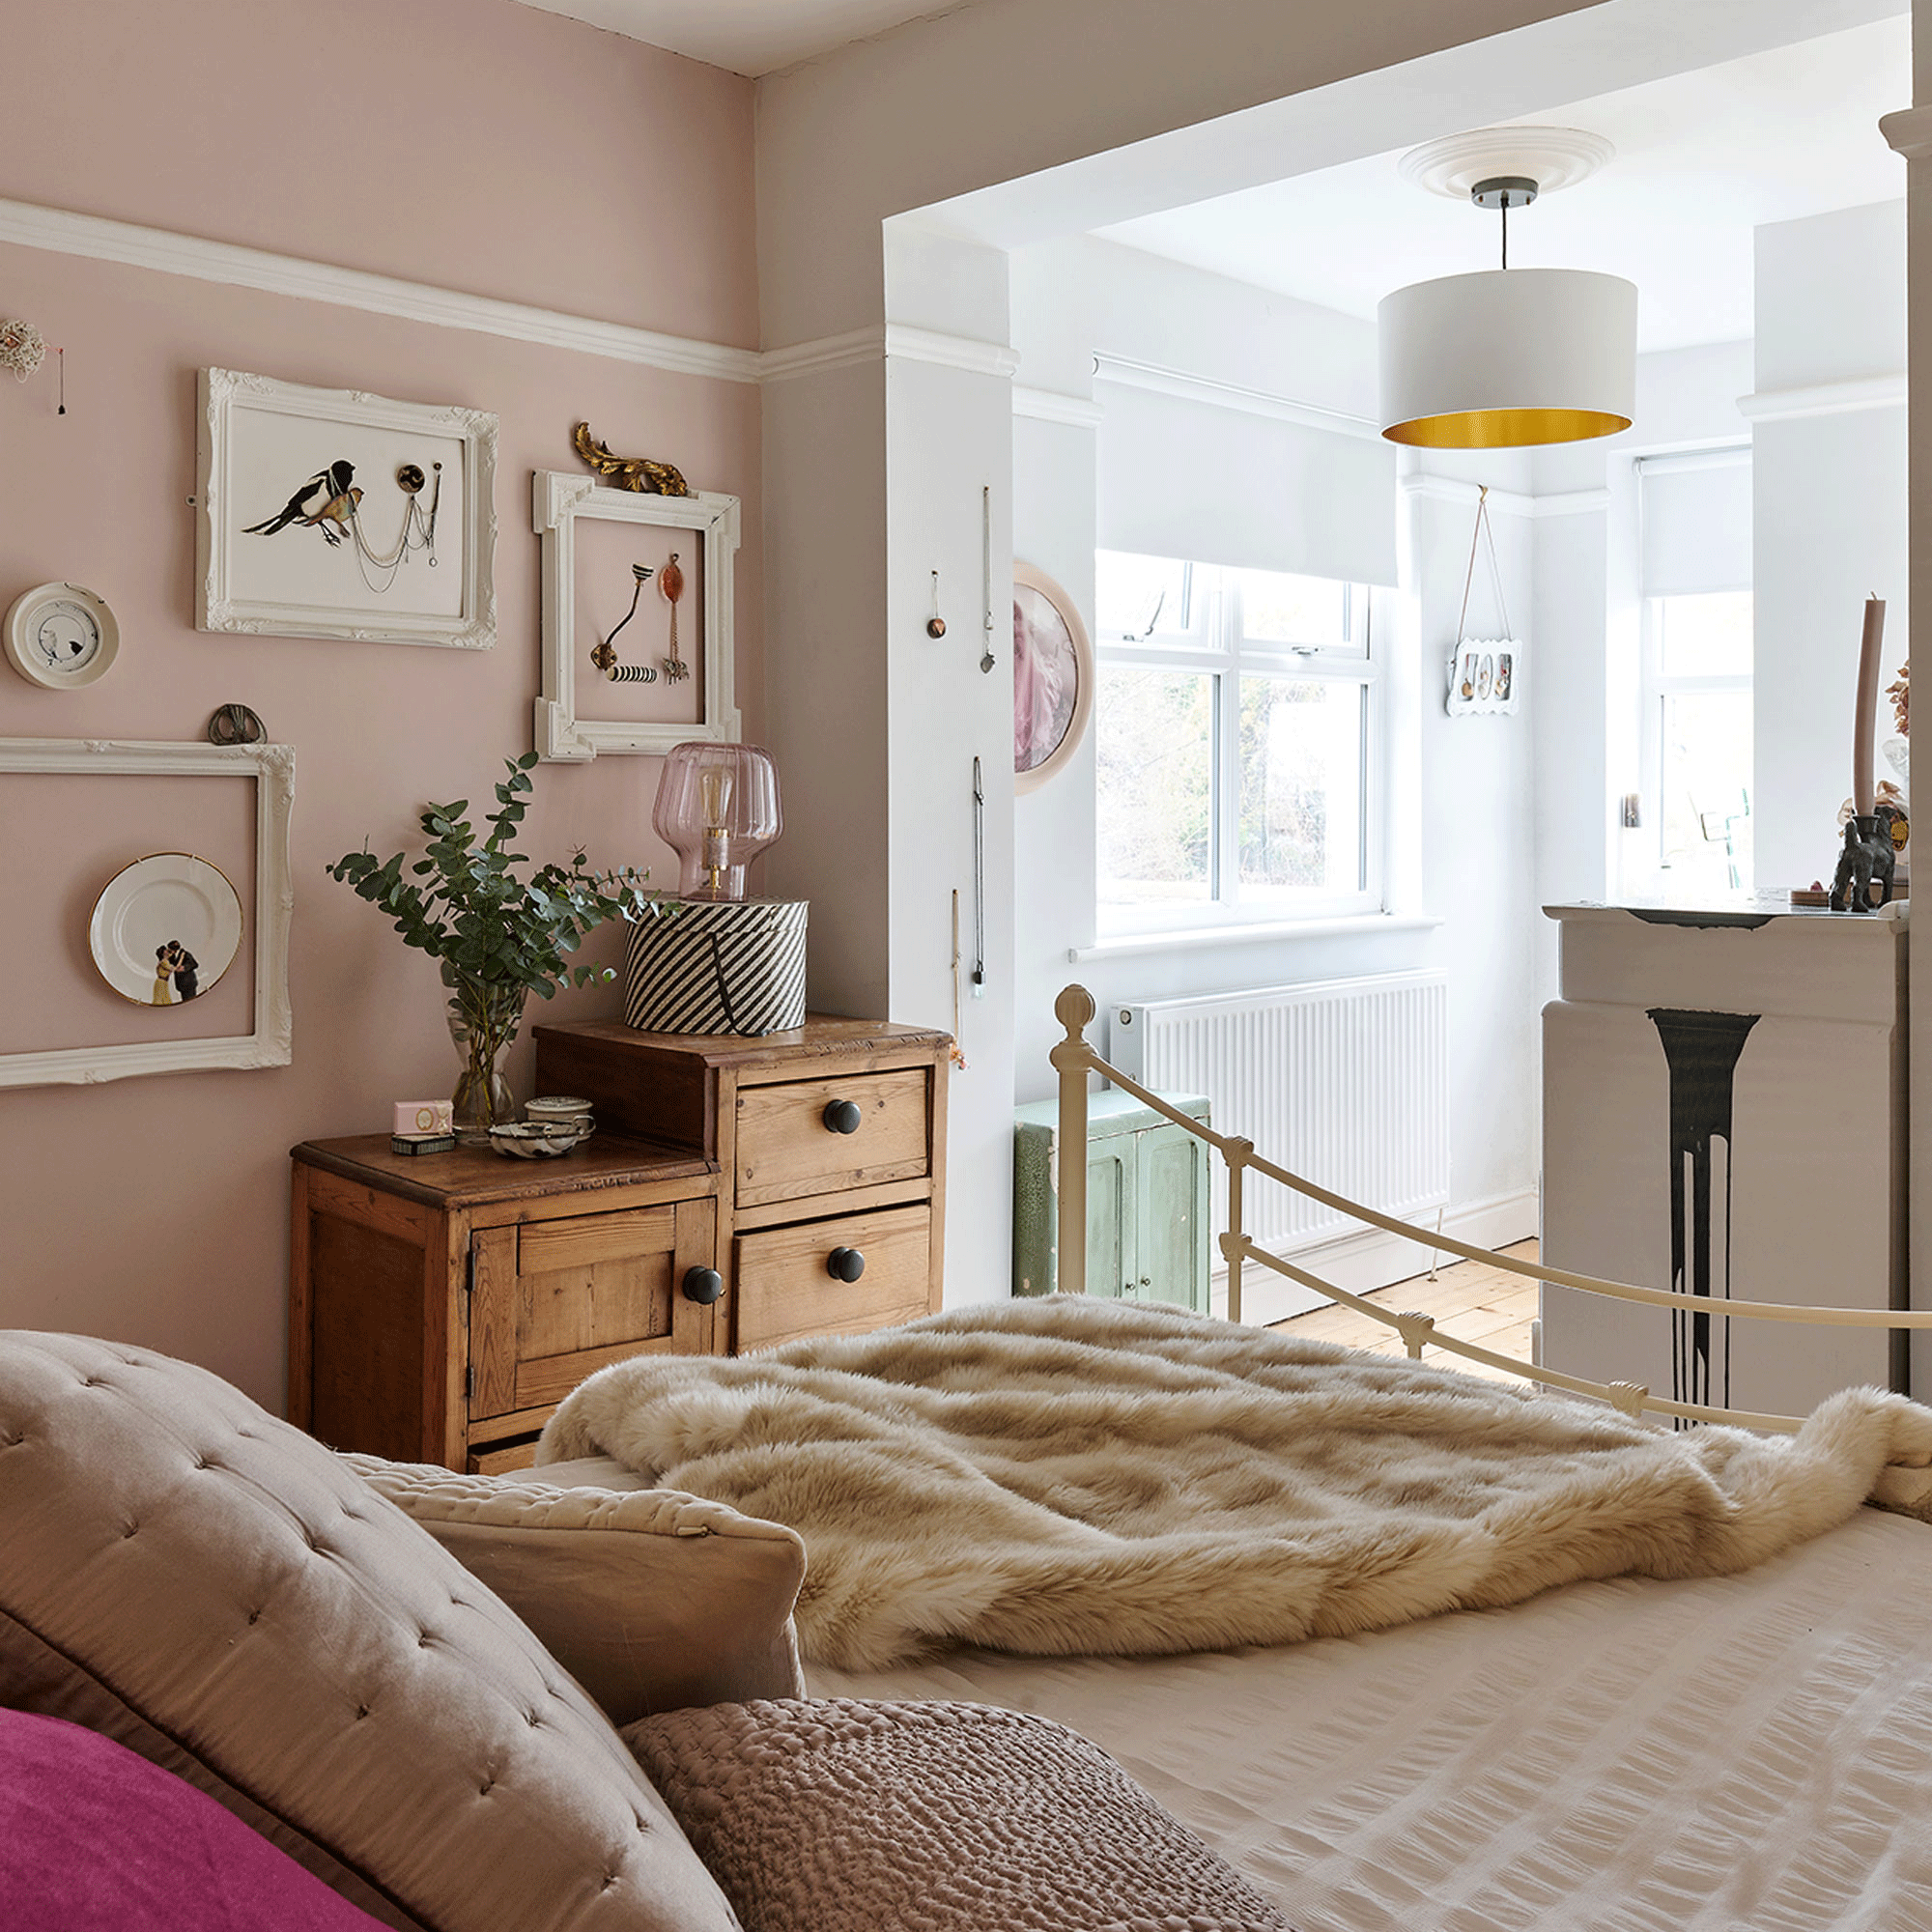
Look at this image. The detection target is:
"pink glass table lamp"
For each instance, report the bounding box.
[652,742,782,900]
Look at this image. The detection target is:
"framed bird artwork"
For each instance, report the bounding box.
[195,368,498,650]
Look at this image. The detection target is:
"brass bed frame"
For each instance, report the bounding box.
[1051,983,1919,1435]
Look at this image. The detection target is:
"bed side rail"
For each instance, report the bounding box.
[1052,982,1920,1435]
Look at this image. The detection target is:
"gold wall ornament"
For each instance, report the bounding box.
[572,421,692,497]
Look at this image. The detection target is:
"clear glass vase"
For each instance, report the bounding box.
[443,968,526,1143]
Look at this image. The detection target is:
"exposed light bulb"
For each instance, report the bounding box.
[699,764,734,895]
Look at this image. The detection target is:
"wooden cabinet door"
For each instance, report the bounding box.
[468,1196,719,1424]
[1085,1137,1134,1301]
[1134,1122,1209,1312]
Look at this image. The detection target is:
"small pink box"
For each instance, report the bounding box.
[393,1099,453,1135]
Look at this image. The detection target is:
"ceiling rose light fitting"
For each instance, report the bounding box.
[1378,128,1635,451]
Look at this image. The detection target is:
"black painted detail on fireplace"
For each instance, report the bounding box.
[1646,1009,1761,1424]
[1628,908,1778,929]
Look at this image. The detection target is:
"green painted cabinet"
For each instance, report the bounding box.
[1012,1090,1211,1312]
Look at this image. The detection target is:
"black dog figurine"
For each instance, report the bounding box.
[1829,804,1904,913]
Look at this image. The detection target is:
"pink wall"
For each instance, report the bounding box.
[0,1,759,1410]
[9,0,759,349]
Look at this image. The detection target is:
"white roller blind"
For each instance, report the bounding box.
[1640,449,1751,596]
[1095,380,1397,586]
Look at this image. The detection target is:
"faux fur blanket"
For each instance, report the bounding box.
[537,1294,1932,1670]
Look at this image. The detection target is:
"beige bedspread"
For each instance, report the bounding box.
[810,1510,1932,1931]
[538,1294,1932,1670]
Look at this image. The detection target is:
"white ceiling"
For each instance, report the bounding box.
[1095,15,1912,354]
[507,0,964,76]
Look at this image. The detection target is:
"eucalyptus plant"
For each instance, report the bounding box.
[328,752,664,1132]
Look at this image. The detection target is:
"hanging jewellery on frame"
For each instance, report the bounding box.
[346,462,441,594]
[588,563,659,683]
[243,457,441,594]
[660,551,690,683]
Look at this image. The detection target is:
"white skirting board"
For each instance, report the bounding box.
[1212,1188,1539,1327]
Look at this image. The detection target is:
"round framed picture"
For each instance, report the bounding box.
[1012,562,1094,795]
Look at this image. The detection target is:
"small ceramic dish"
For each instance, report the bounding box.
[526,1094,595,1131]
[487,1121,597,1159]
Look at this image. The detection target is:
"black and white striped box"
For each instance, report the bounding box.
[624,898,808,1037]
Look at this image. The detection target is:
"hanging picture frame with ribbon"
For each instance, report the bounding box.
[1445,485,1521,718]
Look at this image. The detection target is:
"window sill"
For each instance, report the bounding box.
[1069,912,1443,962]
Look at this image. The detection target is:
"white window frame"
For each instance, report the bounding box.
[1094,554,1386,937]
[1637,590,1753,885]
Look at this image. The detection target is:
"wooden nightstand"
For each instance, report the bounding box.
[289,1134,725,1472]
[533,1015,951,1352]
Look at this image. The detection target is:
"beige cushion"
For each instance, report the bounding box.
[629,1697,1292,1931]
[0,1332,740,1932]
[344,1454,807,1723]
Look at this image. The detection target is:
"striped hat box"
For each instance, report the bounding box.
[624,897,809,1037]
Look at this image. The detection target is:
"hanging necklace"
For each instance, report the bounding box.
[660,552,689,683]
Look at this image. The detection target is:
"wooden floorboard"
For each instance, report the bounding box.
[1269,1239,1541,1384]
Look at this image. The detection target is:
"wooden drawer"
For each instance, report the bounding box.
[735,1204,933,1352]
[735,1068,930,1209]
[468,1196,720,1424]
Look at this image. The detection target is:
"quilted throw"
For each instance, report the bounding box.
[538,1294,1932,1669]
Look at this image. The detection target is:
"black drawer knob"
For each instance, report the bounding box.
[681,1266,724,1305]
[826,1247,867,1283]
[822,1099,863,1135]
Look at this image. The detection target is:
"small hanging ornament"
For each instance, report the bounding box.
[588,562,659,682]
[0,319,46,383]
[660,551,689,683]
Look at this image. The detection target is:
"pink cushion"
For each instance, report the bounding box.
[0,1707,387,1931]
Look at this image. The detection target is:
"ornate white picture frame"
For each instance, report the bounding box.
[533,470,742,759]
[196,368,497,649]
[0,738,295,1088]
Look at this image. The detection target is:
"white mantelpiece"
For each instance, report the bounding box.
[1540,899,1909,1418]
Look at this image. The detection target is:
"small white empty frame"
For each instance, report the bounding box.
[0,738,295,1088]
[533,469,742,759]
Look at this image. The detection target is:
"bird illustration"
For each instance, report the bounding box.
[304,485,363,545]
[243,460,356,539]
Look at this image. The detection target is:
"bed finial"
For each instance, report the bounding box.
[1054,983,1096,1037]
[1050,985,1098,1297]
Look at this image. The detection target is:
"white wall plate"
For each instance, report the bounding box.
[89,853,244,1006]
[5,582,119,689]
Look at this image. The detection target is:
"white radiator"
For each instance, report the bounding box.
[1109,971,1451,1259]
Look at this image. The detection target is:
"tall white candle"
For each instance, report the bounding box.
[1854,596,1886,818]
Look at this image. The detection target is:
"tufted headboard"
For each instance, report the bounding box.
[0,1331,741,1932]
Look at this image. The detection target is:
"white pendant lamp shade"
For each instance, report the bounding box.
[1378,267,1636,449]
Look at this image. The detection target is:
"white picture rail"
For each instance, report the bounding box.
[197,367,497,649]
[533,469,742,759]
[0,739,295,1088]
